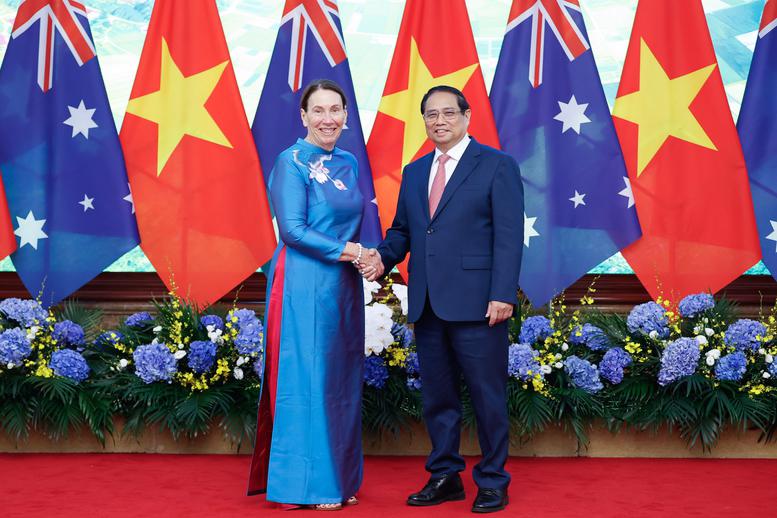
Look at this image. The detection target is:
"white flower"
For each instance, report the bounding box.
[364,303,396,356]
[705,328,714,337]
[648,330,658,339]
[233,367,244,380]
[174,350,186,360]
[766,354,774,364]
[236,357,246,366]
[561,343,569,351]
[695,335,708,345]
[703,318,709,323]
[206,325,215,333]
[177,343,184,350]
[391,284,409,316]
[26,325,39,340]
[706,349,721,360]
[119,359,129,369]
[6,362,14,369]
[153,325,162,333]
[151,338,159,345]
[554,362,563,369]
[363,279,381,305]
[759,348,767,355]
[540,364,552,374]
[554,353,562,360]
[705,357,715,366]
[763,372,771,379]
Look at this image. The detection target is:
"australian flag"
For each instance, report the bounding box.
[0,0,139,306]
[253,0,381,246]
[739,0,777,279]
[490,0,641,307]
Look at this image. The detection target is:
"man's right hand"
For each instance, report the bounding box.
[358,249,384,281]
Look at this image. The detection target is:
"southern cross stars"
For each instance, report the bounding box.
[14,210,47,250]
[766,220,777,253]
[618,177,635,208]
[63,100,98,139]
[569,190,586,208]
[79,194,95,212]
[554,95,591,134]
[524,213,539,247]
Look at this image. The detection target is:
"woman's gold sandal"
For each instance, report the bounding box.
[312,503,342,511]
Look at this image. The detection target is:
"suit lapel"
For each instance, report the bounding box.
[415,153,435,224]
[430,139,481,223]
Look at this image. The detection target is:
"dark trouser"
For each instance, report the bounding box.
[414,299,511,490]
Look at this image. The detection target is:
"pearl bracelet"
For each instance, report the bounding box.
[352,243,363,265]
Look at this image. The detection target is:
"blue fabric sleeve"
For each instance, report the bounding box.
[270,154,347,262]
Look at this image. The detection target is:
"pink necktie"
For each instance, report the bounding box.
[429,154,450,217]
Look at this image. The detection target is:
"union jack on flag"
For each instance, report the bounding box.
[11,0,96,92]
[282,0,347,92]
[507,0,589,88]
[759,0,777,38]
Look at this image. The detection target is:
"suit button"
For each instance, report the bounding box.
[427,228,434,234]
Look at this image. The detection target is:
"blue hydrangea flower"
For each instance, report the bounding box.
[133,343,177,383]
[253,354,264,378]
[678,293,715,318]
[407,377,422,390]
[599,347,632,384]
[564,356,603,393]
[519,316,553,345]
[364,355,389,388]
[0,328,32,366]
[715,351,748,382]
[125,312,153,328]
[187,340,217,373]
[95,331,124,348]
[228,309,264,356]
[200,314,224,331]
[626,302,669,338]
[768,361,777,378]
[724,319,766,353]
[49,349,90,383]
[52,320,85,347]
[507,343,543,381]
[405,352,420,375]
[391,322,415,349]
[569,324,610,351]
[0,298,48,327]
[658,337,700,386]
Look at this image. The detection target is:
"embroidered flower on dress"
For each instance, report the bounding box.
[303,154,348,191]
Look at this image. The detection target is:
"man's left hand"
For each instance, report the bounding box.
[485,301,514,327]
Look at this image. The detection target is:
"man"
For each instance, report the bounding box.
[361,85,523,513]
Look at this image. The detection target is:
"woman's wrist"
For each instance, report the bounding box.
[339,241,360,262]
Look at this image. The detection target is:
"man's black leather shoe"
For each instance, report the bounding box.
[406,473,465,506]
[471,488,508,513]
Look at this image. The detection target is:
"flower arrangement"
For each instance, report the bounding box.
[4,281,777,453]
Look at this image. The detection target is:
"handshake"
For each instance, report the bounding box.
[350,244,384,282]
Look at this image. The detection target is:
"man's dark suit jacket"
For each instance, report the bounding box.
[378,138,524,322]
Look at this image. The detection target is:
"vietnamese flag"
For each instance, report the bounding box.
[611,0,760,302]
[120,0,276,307]
[367,0,499,276]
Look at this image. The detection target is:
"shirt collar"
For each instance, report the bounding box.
[433,134,471,164]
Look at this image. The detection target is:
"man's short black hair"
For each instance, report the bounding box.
[420,85,470,114]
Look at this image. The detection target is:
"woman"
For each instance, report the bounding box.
[247,79,367,510]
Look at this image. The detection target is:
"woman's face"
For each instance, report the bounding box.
[301,88,347,151]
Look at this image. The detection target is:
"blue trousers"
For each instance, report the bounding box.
[414,300,511,490]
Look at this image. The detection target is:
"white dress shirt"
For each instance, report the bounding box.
[427,135,472,196]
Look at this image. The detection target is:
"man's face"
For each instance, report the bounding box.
[423,91,471,152]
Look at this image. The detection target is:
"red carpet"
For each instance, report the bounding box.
[2,454,776,517]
